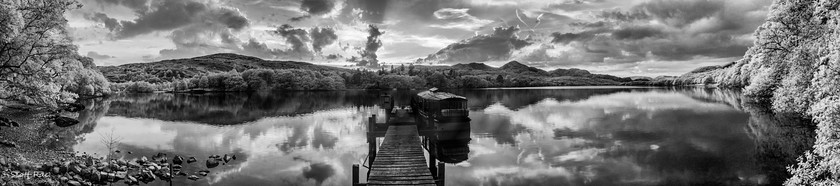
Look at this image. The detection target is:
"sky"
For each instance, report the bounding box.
[66,0,774,77]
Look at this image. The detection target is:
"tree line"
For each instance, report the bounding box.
[110,63,627,93]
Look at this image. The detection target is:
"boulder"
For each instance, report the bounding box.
[124,175,138,185]
[187,175,199,180]
[115,171,127,180]
[172,155,184,165]
[187,157,197,164]
[158,172,172,181]
[53,116,79,127]
[116,159,127,166]
[88,171,101,182]
[205,158,219,168]
[139,169,156,182]
[70,165,82,174]
[223,154,232,163]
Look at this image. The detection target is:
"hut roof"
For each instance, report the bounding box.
[416,89,466,101]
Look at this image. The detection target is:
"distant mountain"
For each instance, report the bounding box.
[450,61,629,82]
[449,61,635,84]
[452,63,495,71]
[99,53,347,83]
[549,68,591,77]
[499,61,546,75]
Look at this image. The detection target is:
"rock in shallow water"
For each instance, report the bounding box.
[223,154,232,163]
[172,155,184,165]
[205,158,219,168]
[53,116,79,127]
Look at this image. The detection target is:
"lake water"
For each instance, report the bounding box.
[63,87,815,186]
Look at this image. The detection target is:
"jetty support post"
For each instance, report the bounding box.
[367,115,376,170]
[429,141,437,178]
[437,162,445,186]
[353,164,360,186]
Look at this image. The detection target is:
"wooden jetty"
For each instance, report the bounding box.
[353,90,470,186]
[367,125,437,185]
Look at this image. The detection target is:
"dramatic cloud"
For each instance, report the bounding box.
[526,0,770,69]
[273,24,313,58]
[309,27,338,54]
[611,26,665,40]
[291,0,339,21]
[430,8,493,30]
[90,0,249,39]
[421,26,531,63]
[237,25,338,60]
[357,25,383,66]
[85,13,120,32]
[84,0,252,60]
[342,0,389,24]
[86,51,115,60]
[240,39,282,59]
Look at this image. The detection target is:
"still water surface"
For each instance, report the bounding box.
[65,87,814,186]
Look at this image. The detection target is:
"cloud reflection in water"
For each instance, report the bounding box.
[75,107,377,186]
[459,90,760,186]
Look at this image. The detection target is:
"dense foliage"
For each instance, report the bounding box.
[98,53,348,83]
[0,0,110,107]
[111,69,346,92]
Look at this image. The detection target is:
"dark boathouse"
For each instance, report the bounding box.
[411,88,469,122]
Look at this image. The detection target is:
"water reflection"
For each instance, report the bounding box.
[431,122,472,164]
[76,105,378,185]
[106,91,381,125]
[447,88,813,186]
[65,88,814,186]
